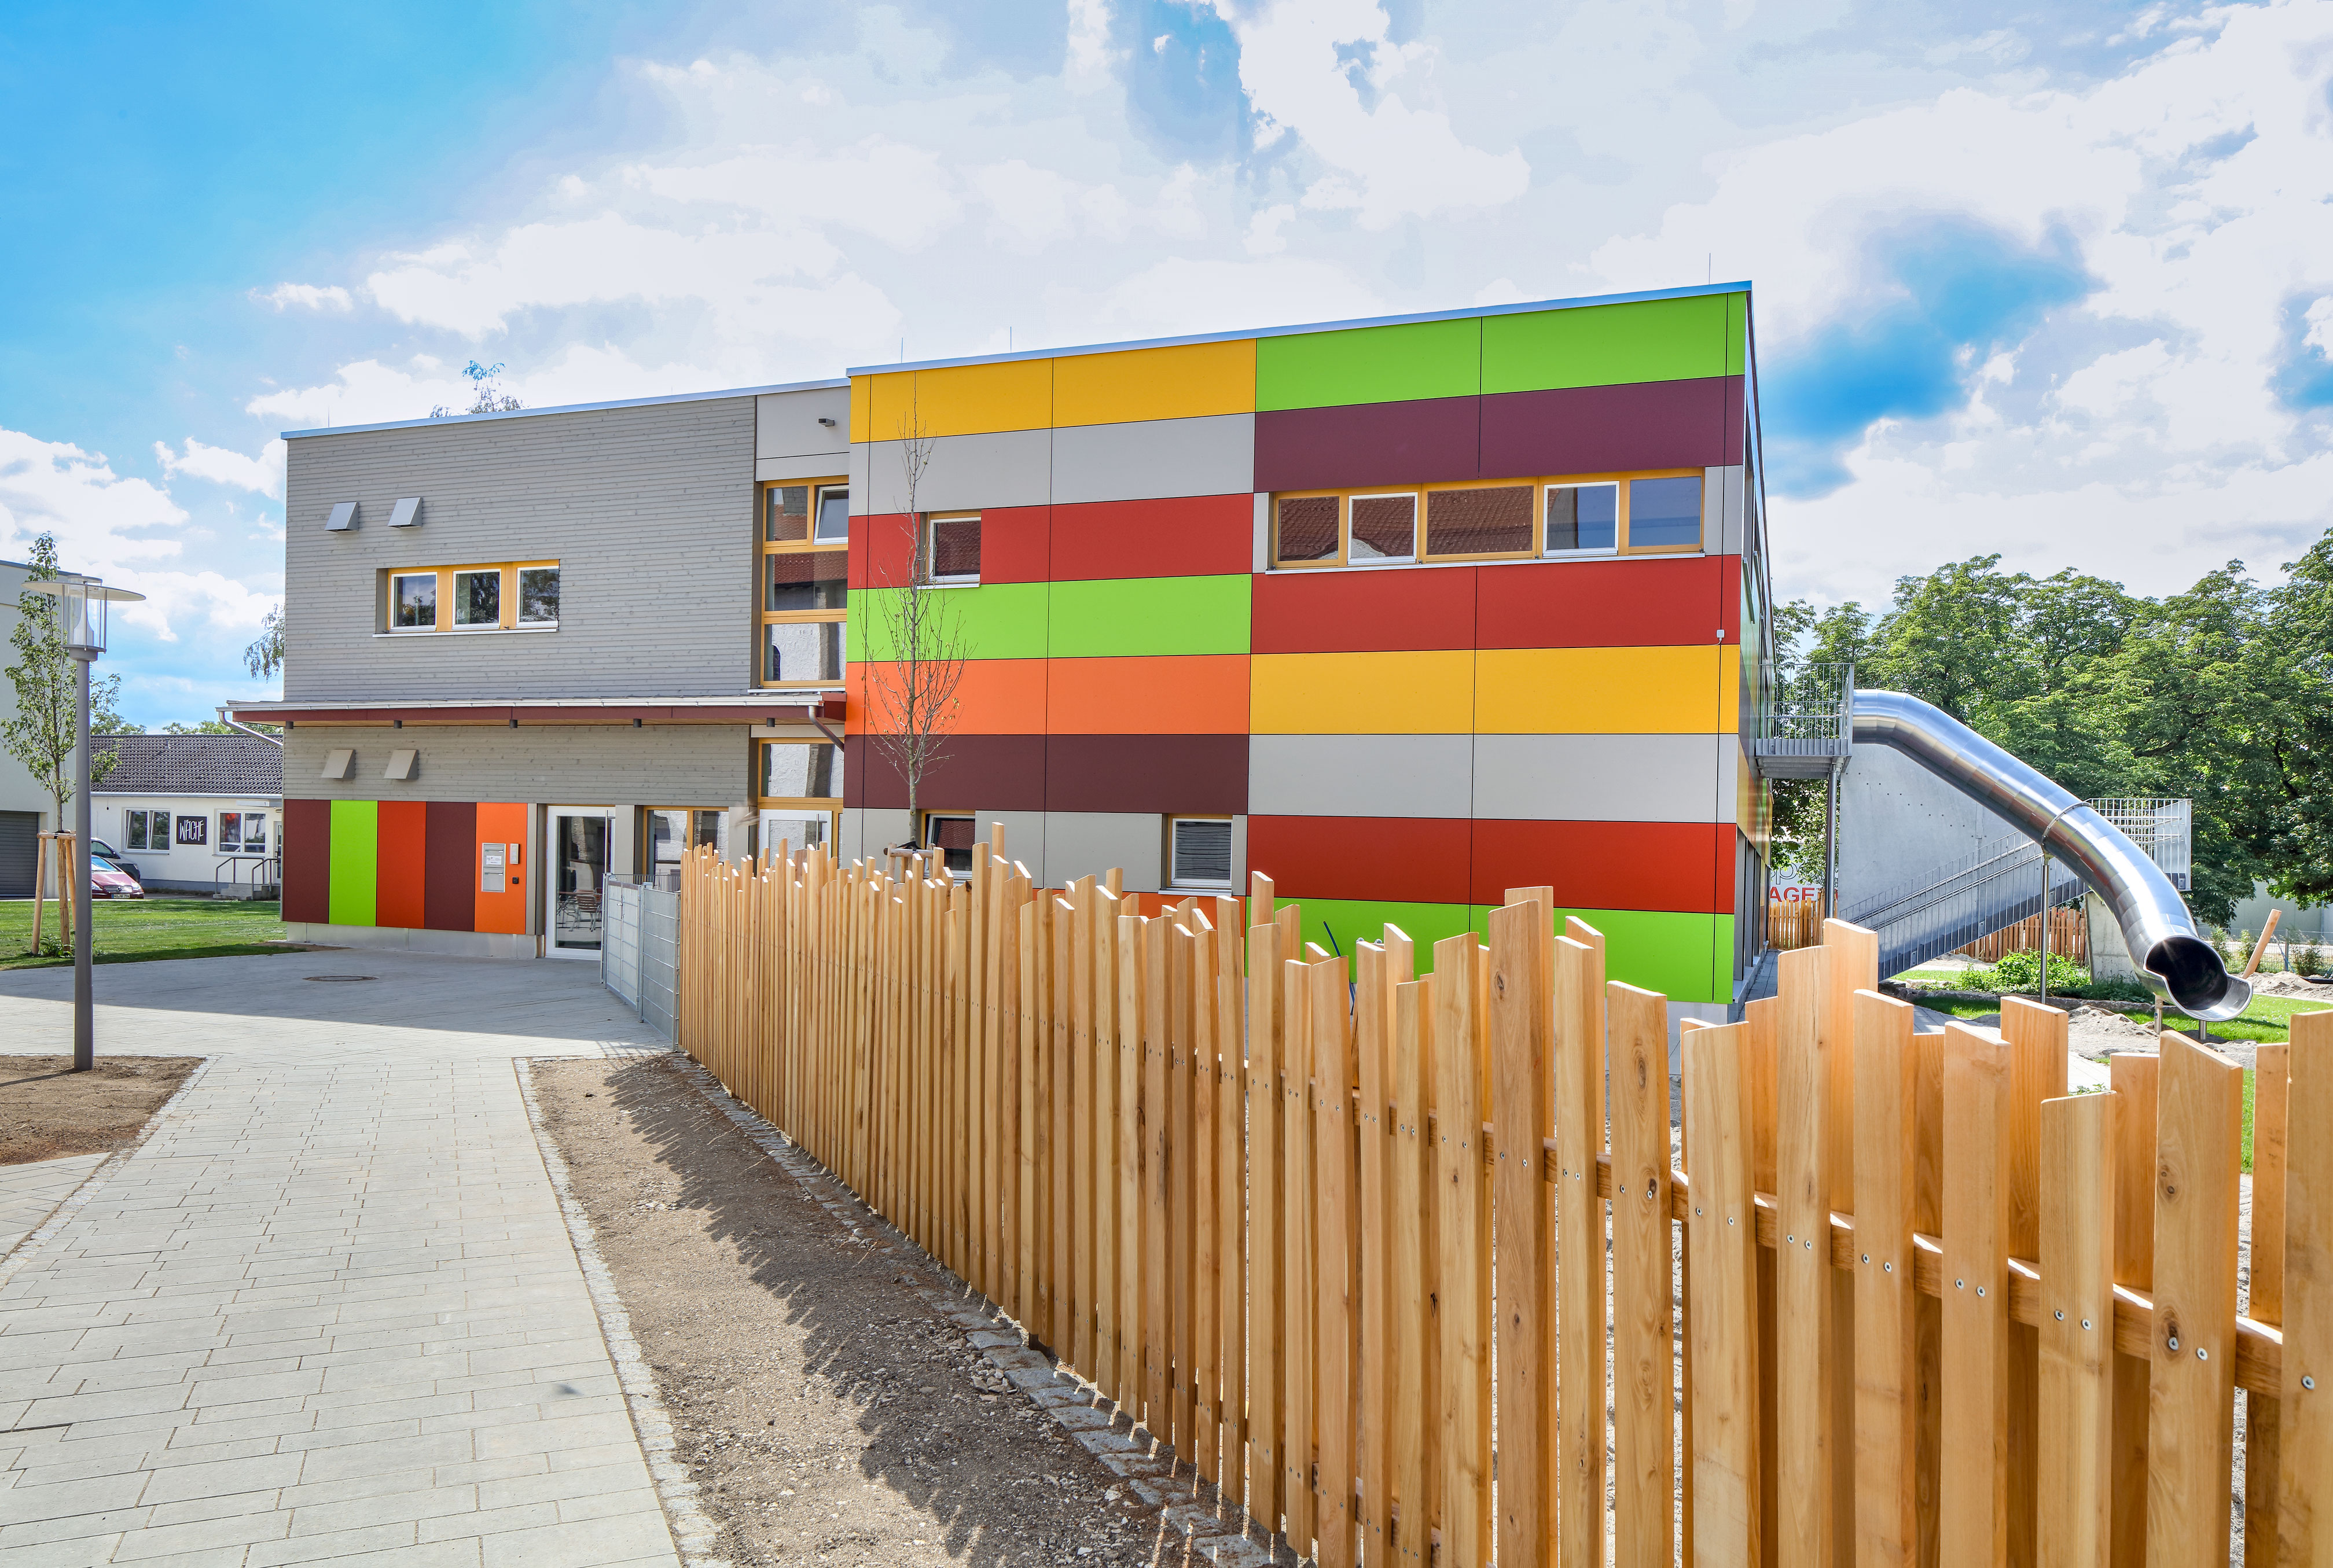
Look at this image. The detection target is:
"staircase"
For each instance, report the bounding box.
[1840,799,2191,979]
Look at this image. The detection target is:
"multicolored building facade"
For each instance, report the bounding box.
[842,284,1766,1008]
[245,284,1771,1012]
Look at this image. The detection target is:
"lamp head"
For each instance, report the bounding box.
[23,572,145,656]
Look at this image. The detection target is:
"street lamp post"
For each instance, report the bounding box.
[24,572,144,1073]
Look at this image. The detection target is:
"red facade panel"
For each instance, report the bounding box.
[1250,565,1478,654]
[281,798,330,925]
[375,801,428,930]
[1247,815,1472,904]
[1044,734,1247,815]
[1467,818,1731,912]
[1254,397,1482,494]
[1478,378,1742,478]
[849,506,1050,588]
[424,800,477,933]
[1048,495,1254,581]
[1474,556,1729,649]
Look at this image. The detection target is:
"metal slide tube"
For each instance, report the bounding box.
[1851,689,2250,1022]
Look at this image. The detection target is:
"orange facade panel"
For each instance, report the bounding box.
[850,658,1049,735]
[473,801,529,936]
[1045,654,1250,735]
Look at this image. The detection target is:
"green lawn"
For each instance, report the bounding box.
[0,898,291,970]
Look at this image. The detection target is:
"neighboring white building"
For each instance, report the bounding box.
[90,733,284,897]
[1,560,59,897]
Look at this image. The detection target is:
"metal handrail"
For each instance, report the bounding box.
[212,854,282,899]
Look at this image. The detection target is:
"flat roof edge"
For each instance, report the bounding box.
[847,281,1755,377]
[280,377,850,441]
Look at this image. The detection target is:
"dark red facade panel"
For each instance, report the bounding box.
[1043,734,1247,815]
[848,734,1046,813]
[424,800,478,933]
[1478,377,1742,478]
[281,798,331,925]
[1474,556,1729,649]
[1254,397,1482,494]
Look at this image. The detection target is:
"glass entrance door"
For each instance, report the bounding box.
[547,809,611,958]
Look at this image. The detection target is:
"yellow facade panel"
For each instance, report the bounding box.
[1052,338,1257,428]
[1250,650,1476,735]
[1474,645,1739,734]
[857,358,1056,441]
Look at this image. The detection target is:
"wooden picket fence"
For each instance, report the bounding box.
[675,829,2331,1566]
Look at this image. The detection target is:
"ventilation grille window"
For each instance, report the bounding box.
[1171,818,1233,888]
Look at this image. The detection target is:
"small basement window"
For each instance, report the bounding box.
[1169,816,1234,890]
[925,514,980,585]
[925,814,976,878]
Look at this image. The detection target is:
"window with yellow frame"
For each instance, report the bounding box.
[752,738,845,859]
[1269,470,1705,568]
[759,478,850,688]
[384,560,559,632]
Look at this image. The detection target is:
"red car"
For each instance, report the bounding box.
[91,857,145,899]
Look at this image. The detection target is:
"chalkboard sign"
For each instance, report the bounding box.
[175,815,207,845]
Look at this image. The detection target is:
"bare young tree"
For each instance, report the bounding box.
[862,416,968,848]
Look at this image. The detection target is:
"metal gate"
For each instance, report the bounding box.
[599,877,677,1044]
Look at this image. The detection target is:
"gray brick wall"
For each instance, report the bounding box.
[282,396,759,701]
[283,725,753,807]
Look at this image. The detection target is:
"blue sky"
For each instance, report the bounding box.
[4,0,2331,726]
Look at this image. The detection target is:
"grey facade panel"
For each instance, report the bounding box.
[280,725,752,808]
[1042,811,1163,893]
[1469,733,1730,823]
[978,810,1046,879]
[283,396,755,702]
[1706,465,1745,555]
[1049,414,1255,505]
[1249,734,1474,820]
[857,430,1052,514]
[756,454,853,483]
[755,388,851,462]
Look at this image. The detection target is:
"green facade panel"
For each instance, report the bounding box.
[327,800,378,928]
[1048,575,1250,658]
[1480,292,1740,393]
[1256,318,1482,411]
[850,582,1051,662]
[1726,292,1750,377]
[1271,896,1479,962]
[1465,903,1726,1004]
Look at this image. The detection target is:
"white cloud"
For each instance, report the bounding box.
[0,429,273,643]
[250,282,353,312]
[153,437,286,499]
[1210,0,1530,227]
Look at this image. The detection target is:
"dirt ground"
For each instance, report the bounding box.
[532,1056,1200,1567]
[0,1055,200,1163]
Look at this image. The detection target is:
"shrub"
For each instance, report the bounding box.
[1976,948,2090,994]
[2298,945,2327,980]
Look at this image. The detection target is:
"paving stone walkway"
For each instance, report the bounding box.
[0,1155,109,1262]
[0,951,681,1567]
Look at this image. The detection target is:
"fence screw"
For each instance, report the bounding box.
[2167,1335,2180,1350]
[1787,1234,1795,1243]
[2198,1348,2209,1361]
[1695,1206,1703,1216]
[2305,1376,2317,1391]
[1955,1279,1965,1289]
[2055,1311,2065,1320]
[1805,1239,1813,1250]
[2082,1319,2092,1330]
[1861,1253,1870,1264]
[1728,1216,1735,1225]
[1883,1261,1891,1273]
[1976,1286,1986,1297]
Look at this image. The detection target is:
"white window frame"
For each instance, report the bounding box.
[1345,489,1419,565]
[450,568,502,630]
[1167,815,1236,892]
[1543,482,1621,559]
[812,484,851,544]
[924,812,976,881]
[516,565,561,626]
[923,513,982,588]
[390,572,438,631]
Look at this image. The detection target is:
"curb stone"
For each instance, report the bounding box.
[646,1046,1291,1567]
[516,1055,727,1568]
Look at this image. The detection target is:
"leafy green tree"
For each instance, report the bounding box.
[245,605,284,680]
[3,533,121,827]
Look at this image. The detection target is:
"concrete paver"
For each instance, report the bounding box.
[0,951,680,1566]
